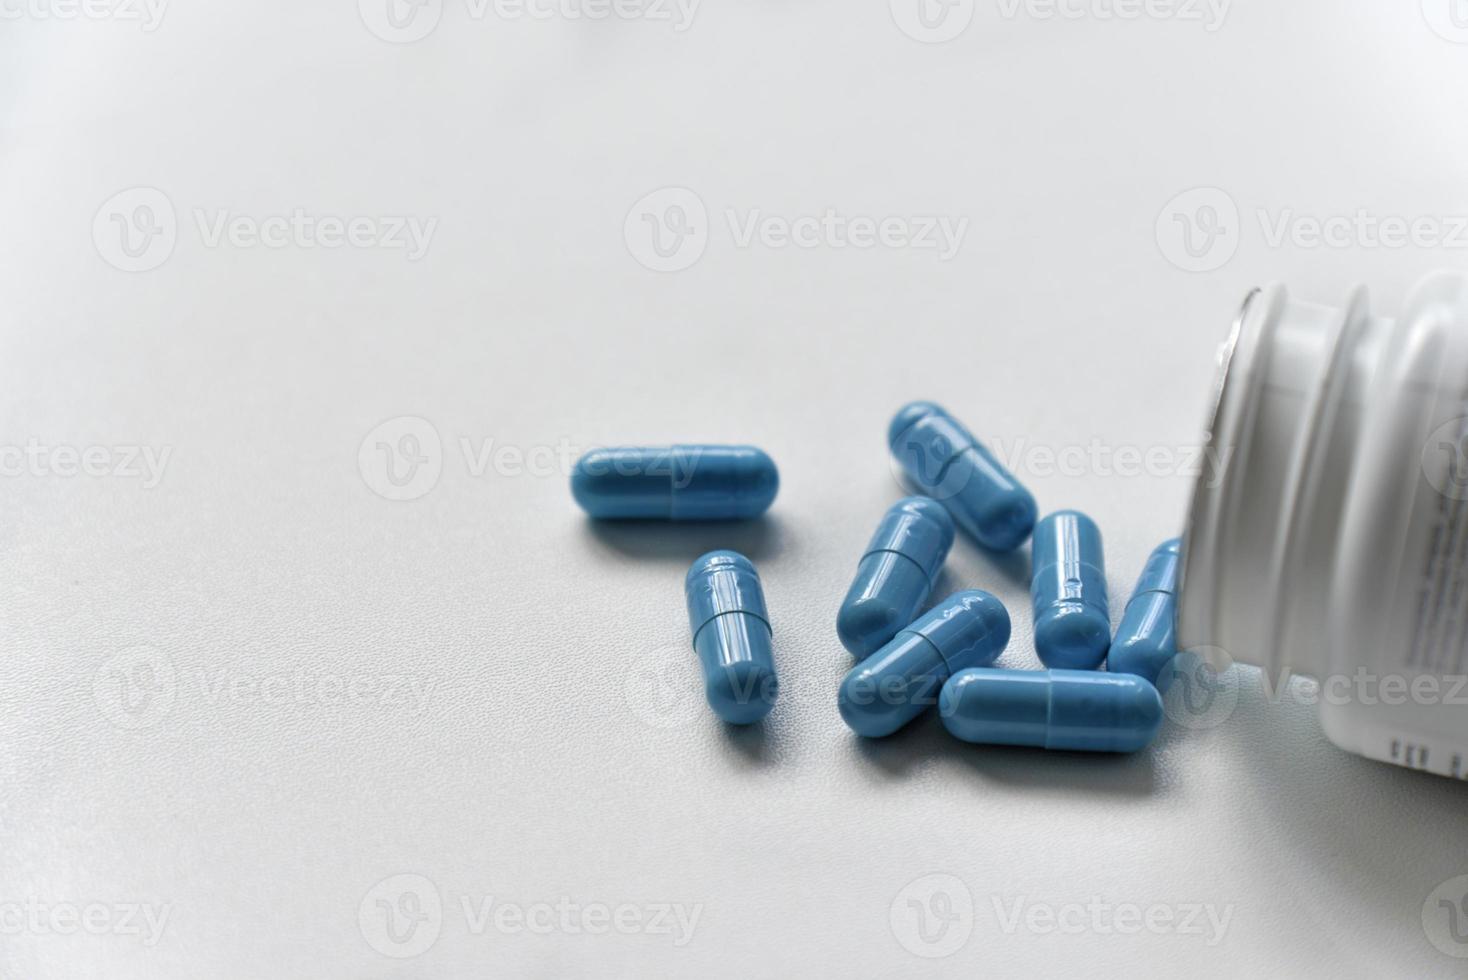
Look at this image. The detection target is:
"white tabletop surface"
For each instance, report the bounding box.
[4,2,1468,977]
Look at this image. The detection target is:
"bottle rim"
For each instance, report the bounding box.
[1177,287,1257,661]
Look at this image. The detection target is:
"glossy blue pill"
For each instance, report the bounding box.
[836,497,955,659]
[686,550,777,724]
[887,401,1037,552]
[838,589,1010,738]
[940,668,1163,753]
[1108,538,1181,686]
[572,446,778,520]
[1031,510,1111,670]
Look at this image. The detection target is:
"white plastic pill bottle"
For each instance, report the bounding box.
[1179,270,1468,779]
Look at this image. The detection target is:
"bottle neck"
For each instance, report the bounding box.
[1178,283,1383,681]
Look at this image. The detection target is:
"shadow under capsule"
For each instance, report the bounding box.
[946,738,1159,798]
[583,513,788,564]
[963,540,1031,589]
[850,706,1159,798]
[929,566,961,600]
[716,716,781,769]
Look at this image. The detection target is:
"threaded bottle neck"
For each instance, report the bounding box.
[1179,284,1382,680]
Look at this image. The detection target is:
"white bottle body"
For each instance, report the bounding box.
[1179,272,1468,778]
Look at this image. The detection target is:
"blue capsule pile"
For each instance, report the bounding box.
[571,403,1183,752]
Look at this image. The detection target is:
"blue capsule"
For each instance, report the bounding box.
[838,590,1010,738]
[685,550,777,724]
[836,497,956,659]
[887,402,1037,552]
[1031,510,1111,670]
[572,446,778,520]
[1108,538,1181,686]
[940,668,1163,753]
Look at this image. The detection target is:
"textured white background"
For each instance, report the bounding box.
[3,1,1468,976]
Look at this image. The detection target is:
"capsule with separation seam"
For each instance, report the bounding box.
[572,445,778,520]
[838,589,1010,738]
[1031,510,1111,670]
[939,668,1163,752]
[887,402,1037,551]
[685,550,777,724]
[1108,538,1181,686]
[836,496,955,659]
